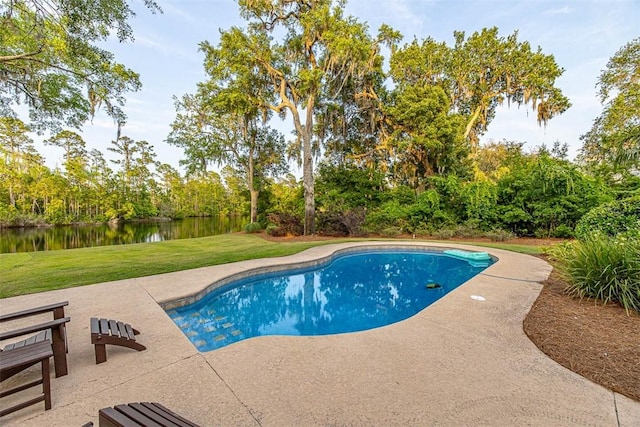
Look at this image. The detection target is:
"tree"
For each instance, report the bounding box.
[168,91,288,223]
[209,0,392,234]
[45,130,89,218]
[86,148,117,219]
[383,83,468,189]
[45,130,87,165]
[389,27,571,148]
[0,116,41,207]
[495,149,611,236]
[579,38,640,179]
[0,0,160,131]
[107,135,157,216]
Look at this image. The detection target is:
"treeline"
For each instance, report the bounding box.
[2,0,638,238]
[4,113,637,241]
[0,118,250,225]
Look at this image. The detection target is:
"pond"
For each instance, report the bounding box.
[0,216,247,253]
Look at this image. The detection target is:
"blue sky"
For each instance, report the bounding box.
[37,0,639,173]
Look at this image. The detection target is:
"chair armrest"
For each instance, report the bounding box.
[0,317,70,341]
[0,301,69,322]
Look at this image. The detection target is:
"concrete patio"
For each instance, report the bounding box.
[1,242,639,426]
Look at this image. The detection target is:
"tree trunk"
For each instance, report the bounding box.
[302,130,315,235]
[302,95,316,235]
[247,144,258,223]
[464,104,483,149]
[289,98,316,235]
[249,189,259,223]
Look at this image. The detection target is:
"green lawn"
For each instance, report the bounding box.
[0,234,543,299]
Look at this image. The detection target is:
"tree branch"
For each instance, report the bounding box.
[0,47,44,63]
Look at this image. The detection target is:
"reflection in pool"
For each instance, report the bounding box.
[166,249,493,351]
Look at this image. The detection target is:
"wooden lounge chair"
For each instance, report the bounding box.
[0,340,53,417]
[84,402,200,426]
[91,318,146,364]
[0,301,71,378]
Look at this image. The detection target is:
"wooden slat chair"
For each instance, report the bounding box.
[91,318,146,364]
[0,301,70,378]
[97,402,201,427]
[82,402,200,427]
[0,340,53,417]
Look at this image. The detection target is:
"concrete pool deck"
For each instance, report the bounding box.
[1,241,639,426]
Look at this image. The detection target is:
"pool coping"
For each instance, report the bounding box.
[1,240,639,426]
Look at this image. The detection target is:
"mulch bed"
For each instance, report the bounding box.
[523,264,640,402]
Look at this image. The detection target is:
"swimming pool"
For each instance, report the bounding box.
[166,249,493,351]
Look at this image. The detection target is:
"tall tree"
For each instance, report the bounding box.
[168,91,288,223]
[0,0,160,131]
[208,0,391,234]
[389,27,571,148]
[45,130,87,165]
[579,38,640,179]
[45,130,89,217]
[0,116,41,207]
[383,83,468,189]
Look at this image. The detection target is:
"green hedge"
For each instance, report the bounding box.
[574,196,640,239]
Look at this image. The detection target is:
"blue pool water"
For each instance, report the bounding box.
[166,249,493,351]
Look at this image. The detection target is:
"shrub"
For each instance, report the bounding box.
[412,226,432,237]
[266,212,303,236]
[575,196,640,239]
[380,226,402,238]
[453,224,483,238]
[0,202,19,225]
[431,228,455,239]
[316,211,349,236]
[44,199,69,224]
[365,200,409,232]
[551,224,574,238]
[485,228,514,242]
[265,224,283,237]
[244,222,263,233]
[551,235,640,314]
[317,208,366,237]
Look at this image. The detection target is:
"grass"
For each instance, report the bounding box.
[0,234,544,299]
[447,241,544,255]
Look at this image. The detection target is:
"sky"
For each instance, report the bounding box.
[34,0,640,173]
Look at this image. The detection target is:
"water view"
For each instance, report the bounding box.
[0,216,247,253]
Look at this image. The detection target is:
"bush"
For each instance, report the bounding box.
[244,222,263,233]
[551,224,574,238]
[575,196,640,239]
[265,224,284,237]
[0,202,19,225]
[453,224,483,238]
[44,199,69,224]
[317,209,367,237]
[365,200,409,232]
[316,211,349,236]
[430,228,455,239]
[379,226,402,238]
[266,212,303,236]
[412,226,432,237]
[551,235,640,314]
[485,228,514,242]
